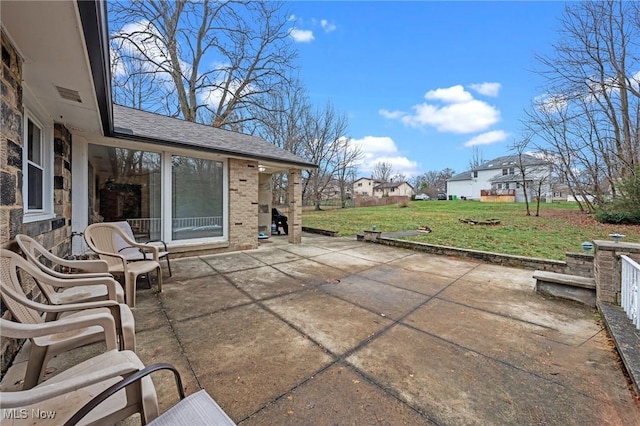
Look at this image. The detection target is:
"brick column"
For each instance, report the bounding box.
[594,240,640,305]
[228,159,259,250]
[287,168,302,244]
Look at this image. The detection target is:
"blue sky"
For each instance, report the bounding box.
[286,1,569,178]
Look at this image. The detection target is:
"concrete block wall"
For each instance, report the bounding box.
[594,240,640,305]
[228,158,259,251]
[565,252,594,277]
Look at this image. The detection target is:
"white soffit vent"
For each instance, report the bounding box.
[55,86,82,103]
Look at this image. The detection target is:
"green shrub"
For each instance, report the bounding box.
[595,209,640,224]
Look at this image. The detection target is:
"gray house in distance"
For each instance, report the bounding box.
[447,154,553,202]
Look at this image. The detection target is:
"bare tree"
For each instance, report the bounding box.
[468,146,485,171]
[300,102,351,210]
[510,137,532,216]
[372,162,394,182]
[528,0,640,210]
[411,168,454,199]
[250,78,311,204]
[109,0,297,128]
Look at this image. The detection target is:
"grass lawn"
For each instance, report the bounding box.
[302,200,640,260]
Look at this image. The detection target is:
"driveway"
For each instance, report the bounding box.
[16,234,640,424]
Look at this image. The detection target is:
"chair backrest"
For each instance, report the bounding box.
[0,249,45,325]
[14,235,59,301]
[84,223,136,268]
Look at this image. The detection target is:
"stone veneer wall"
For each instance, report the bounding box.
[228,158,259,251]
[594,240,640,305]
[1,34,73,375]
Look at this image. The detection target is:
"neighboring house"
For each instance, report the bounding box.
[353,177,381,196]
[0,0,316,264]
[353,177,413,198]
[373,181,414,198]
[447,155,552,202]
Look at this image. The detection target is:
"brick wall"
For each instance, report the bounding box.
[287,169,302,243]
[228,158,259,251]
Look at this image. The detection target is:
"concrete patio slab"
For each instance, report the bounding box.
[336,244,414,264]
[242,362,431,425]
[263,291,394,356]
[166,256,217,280]
[244,246,303,265]
[311,251,379,273]
[271,258,349,284]
[388,253,479,279]
[357,264,456,295]
[160,275,252,322]
[320,274,429,320]
[202,252,268,274]
[171,304,333,420]
[347,323,638,425]
[224,265,307,300]
[3,234,638,426]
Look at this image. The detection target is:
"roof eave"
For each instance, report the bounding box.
[111,131,318,170]
[77,0,113,135]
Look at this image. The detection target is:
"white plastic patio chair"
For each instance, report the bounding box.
[0,319,158,425]
[0,249,136,389]
[84,222,163,307]
[111,221,172,277]
[15,234,125,304]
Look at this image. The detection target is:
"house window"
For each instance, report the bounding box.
[23,109,53,221]
[88,144,226,244]
[357,182,362,187]
[172,155,223,240]
[473,171,478,178]
[502,168,508,175]
[509,167,515,175]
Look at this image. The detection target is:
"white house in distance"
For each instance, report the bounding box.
[353,177,414,198]
[447,154,553,202]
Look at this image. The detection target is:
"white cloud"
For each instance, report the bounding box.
[320,19,337,33]
[469,82,501,97]
[424,85,473,103]
[381,84,501,134]
[289,28,315,43]
[349,136,419,177]
[402,99,500,133]
[463,130,509,147]
[378,109,404,119]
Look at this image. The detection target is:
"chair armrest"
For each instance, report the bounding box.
[127,241,160,261]
[47,276,121,301]
[64,363,185,426]
[0,282,119,315]
[0,350,139,408]
[146,239,168,251]
[51,257,110,274]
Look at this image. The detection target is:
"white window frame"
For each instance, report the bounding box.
[86,139,229,246]
[23,106,54,223]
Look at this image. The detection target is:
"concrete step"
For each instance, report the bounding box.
[533,270,596,307]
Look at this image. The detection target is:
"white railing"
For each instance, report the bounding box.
[126,216,222,235]
[621,255,640,329]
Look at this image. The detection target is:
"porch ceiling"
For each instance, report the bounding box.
[2,1,103,134]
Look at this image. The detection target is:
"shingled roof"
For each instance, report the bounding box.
[112,104,316,169]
